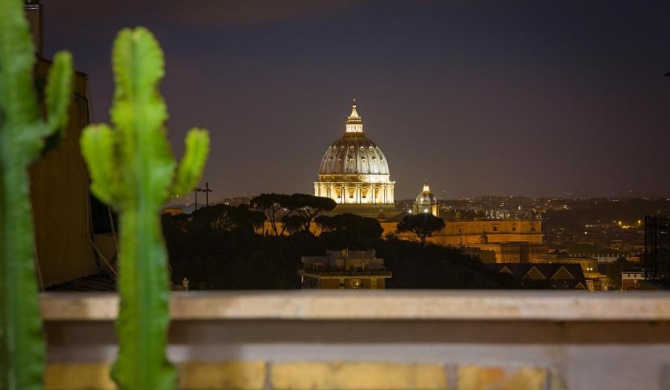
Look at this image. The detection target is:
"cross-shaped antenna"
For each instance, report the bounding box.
[194,182,213,210]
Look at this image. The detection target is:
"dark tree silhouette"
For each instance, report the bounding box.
[286,194,337,231]
[162,206,532,290]
[282,215,308,235]
[316,213,383,249]
[191,204,266,234]
[606,256,636,290]
[396,213,445,246]
[250,193,291,235]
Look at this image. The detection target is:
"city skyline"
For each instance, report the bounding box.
[44,0,670,200]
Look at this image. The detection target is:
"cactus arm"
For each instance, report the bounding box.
[0,0,40,134]
[44,52,74,136]
[172,128,210,197]
[111,28,167,140]
[0,0,73,389]
[80,124,119,205]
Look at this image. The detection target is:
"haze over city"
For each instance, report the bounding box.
[44,0,670,200]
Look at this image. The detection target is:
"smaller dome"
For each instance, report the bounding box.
[416,182,437,206]
[414,181,439,217]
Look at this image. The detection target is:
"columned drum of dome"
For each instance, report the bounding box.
[314,101,395,207]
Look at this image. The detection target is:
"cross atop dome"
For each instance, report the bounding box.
[346,99,363,133]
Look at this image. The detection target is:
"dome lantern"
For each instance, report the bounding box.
[345,99,363,133]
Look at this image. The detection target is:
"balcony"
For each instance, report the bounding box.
[298,267,393,278]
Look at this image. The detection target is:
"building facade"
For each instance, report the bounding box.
[314,101,395,208]
[439,219,543,246]
[621,271,646,291]
[531,252,600,278]
[298,250,392,289]
[644,215,670,285]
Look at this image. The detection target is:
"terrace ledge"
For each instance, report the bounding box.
[40,290,670,321]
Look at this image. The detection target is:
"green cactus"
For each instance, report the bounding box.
[80,27,209,389]
[0,0,73,388]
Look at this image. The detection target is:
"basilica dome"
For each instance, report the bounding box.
[314,101,395,206]
[318,134,390,176]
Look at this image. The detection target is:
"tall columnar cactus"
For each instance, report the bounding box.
[0,0,73,388]
[80,27,209,389]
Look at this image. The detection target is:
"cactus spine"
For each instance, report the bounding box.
[0,0,74,388]
[80,27,209,389]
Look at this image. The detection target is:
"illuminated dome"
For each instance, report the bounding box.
[314,101,395,206]
[413,182,439,217]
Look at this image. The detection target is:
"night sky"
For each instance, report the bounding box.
[43,0,670,201]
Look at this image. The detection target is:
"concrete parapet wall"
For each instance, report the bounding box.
[42,291,670,389]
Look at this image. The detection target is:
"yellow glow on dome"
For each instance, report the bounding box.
[315,100,395,206]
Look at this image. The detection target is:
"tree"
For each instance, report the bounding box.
[374,236,517,289]
[606,256,635,290]
[191,204,266,234]
[250,193,291,236]
[282,215,307,235]
[316,213,383,249]
[396,213,445,246]
[286,194,336,231]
